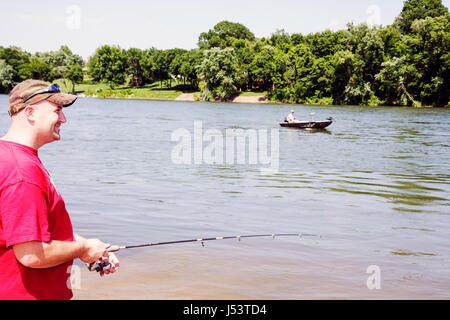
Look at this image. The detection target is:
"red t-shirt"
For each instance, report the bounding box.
[0,140,74,300]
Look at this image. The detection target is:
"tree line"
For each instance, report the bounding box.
[1,0,448,106]
[0,45,84,94]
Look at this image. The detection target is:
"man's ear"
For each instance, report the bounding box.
[24,105,37,120]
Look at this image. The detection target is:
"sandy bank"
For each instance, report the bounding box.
[175,93,196,101]
[232,95,268,103]
[174,93,268,103]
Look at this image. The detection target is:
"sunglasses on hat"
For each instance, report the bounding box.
[22,83,61,104]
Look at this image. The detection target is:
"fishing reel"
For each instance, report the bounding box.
[86,245,121,273]
[87,260,112,273]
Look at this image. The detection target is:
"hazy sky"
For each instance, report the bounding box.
[1,0,449,60]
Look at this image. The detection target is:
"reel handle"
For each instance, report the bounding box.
[107,245,121,252]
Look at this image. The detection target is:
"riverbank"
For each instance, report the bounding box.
[77,92,268,104]
[50,79,447,108]
[57,79,269,104]
[76,93,447,108]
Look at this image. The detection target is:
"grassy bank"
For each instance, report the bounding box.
[54,78,272,103]
[55,78,200,100]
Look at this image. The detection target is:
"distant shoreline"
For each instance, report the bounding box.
[75,93,444,108]
[77,93,269,104]
[0,93,445,108]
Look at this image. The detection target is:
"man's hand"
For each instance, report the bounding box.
[74,232,120,276]
[95,253,120,277]
[104,252,120,275]
[79,238,109,264]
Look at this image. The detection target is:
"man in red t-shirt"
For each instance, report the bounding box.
[0,80,119,300]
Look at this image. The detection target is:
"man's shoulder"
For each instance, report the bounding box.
[0,144,47,190]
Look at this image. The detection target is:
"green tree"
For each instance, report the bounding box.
[356,27,385,79]
[375,56,421,106]
[65,64,84,93]
[286,43,316,102]
[410,15,450,106]
[179,49,203,89]
[88,45,127,88]
[0,46,31,70]
[167,48,188,87]
[18,58,55,82]
[234,42,257,91]
[151,49,171,88]
[146,49,187,88]
[303,30,346,58]
[198,47,241,101]
[329,24,386,105]
[395,0,448,34]
[35,45,83,79]
[379,26,409,59]
[0,60,17,93]
[331,50,356,104]
[0,46,31,85]
[141,48,157,85]
[295,56,334,104]
[249,45,288,94]
[126,48,147,88]
[269,29,292,52]
[198,21,255,49]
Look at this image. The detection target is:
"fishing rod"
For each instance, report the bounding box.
[87,232,321,272]
[108,232,321,252]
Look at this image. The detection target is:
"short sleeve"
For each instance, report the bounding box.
[0,182,51,247]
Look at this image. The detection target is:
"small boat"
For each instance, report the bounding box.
[280,117,334,129]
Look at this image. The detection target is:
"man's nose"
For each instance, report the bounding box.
[59,111,67,123]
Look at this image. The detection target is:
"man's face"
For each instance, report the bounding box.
[31,100,67,145]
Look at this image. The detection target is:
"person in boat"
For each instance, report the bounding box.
[286,110,300,123]
[0,80,119,300]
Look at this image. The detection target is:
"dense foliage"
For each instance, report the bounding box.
[1,0,448,106]
[0,45,82,92]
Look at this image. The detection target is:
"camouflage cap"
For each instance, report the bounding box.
[8,80,77,116]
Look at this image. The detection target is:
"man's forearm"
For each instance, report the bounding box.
[13,239,85,269]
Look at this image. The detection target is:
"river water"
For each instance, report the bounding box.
[1,95,449,299]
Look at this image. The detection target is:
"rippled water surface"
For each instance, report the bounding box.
[1,95,449,299]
